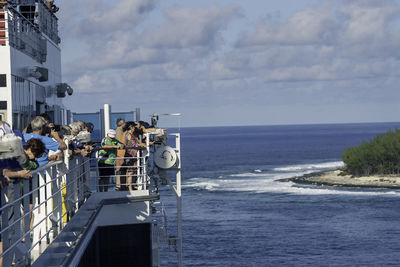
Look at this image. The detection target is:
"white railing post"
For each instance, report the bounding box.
[51,164,62,236]
[22,178,32,262]
[77,156,84,206]
[83,158,91,198]
[73,157,79,209]
[36,171,46,247]
[175,133,183,267]
[45,167,53,244]
[31,172,40,256]
[65,158,75,216]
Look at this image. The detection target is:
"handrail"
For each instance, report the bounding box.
[0,130,182,266]
[0,155,90,265]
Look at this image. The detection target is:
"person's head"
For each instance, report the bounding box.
[107,129,116,139]
[69,121,82,136]
[76,120,86,130]
[24,138,46,160]
[39,113,51,124]
[85,122,94,133]
[133,126,143,137]
[31,116,47,134]
[122,121,136,132]
[116,118,125,128]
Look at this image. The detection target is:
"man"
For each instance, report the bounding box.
[23,116,67,167]
[115,118,125,190]
[97,129,124,192]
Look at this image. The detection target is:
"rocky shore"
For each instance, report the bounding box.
[280,170,400,189]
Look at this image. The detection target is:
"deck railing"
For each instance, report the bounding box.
[0,131,182,266]
[0,155,91,266]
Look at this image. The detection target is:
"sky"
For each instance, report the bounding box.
[57,0,400,127]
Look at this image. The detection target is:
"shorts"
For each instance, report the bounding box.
[97,162,115,179]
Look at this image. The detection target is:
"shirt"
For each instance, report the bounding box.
[97,137,119,165]
[24,133,60,167]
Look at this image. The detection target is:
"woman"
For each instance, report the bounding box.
[121,122,146,191]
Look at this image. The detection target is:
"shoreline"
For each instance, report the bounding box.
[279,169,400,189]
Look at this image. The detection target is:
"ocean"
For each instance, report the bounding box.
[170,122,400,266]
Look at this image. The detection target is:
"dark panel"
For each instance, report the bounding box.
[0,74,6,87]
[78,223,152,267]
[0,101,6,109]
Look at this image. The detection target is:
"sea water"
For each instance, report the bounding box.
[171,123,400,266]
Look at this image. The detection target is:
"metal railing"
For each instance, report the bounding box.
[0,131,182,266]
[0,155,91,266]
[6,5,47,63]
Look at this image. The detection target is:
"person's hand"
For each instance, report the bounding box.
[118,144,125,149]
[80,150,89,157]
[2,169,11,182]
[48,155,57,161]
[17,170,32,179]
[51,129,60,139]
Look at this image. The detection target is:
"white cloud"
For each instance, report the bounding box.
[58,0,400,126]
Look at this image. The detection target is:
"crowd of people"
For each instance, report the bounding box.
[97,118,153,192]
[0,113,96,189]
[0,113,156,193]
[0,114,158,265]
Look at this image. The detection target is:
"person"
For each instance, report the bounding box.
[97,129,124,192]
[85,122,94,133]
[23,116,67,167]
[121,123,147,190]
[115,118,125,141]
[115,118,126,190]
[13,130,45,171]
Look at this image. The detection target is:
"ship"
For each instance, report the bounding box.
[0,1,183,266]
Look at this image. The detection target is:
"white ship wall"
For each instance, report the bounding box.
[10,37,63,105]
[0,43,12,124]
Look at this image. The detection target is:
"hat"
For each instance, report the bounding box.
[107,129,116,138]
[13,130,28,146]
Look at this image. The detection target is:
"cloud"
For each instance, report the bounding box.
[141,6,242,49]
[58,0,400,126]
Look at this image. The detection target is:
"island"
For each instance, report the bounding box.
[282,128,400,189]
[282,169,400,189]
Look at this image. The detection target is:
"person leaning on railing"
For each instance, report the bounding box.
[118,122,147,191]
[23,116,67,167]
[97,129,124,192]
[0,122,46,267]
[115,118,126,191]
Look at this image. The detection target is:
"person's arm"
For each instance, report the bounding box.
[102,144,123,149]
[51,130,67,150]
[3,169,32,180]
[48,152,64,161]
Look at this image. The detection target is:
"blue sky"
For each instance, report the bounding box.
[57,0,400,127]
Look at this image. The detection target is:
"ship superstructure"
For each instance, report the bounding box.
[0,0,72,130]
[0,1,183,266]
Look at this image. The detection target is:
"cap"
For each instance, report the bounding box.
[107,129,116,138]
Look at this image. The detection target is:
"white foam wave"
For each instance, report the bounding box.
[184,175,399,196]
[183,161,400,197]
[273,161,344,172]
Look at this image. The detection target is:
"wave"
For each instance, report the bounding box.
[273,161,344,172]
[183,175,399,196]
[182,160,398,196]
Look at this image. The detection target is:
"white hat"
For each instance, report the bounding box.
[107,129,116,138]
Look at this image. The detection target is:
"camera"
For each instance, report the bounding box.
[50,124,61,132]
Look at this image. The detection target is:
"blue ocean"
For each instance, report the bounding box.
[172,122,400,266]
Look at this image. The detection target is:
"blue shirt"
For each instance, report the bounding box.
[24,133,60,167]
